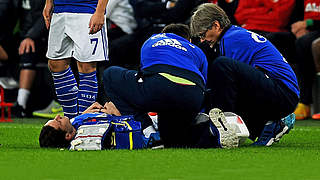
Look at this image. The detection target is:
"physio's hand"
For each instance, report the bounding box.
[19,38,35,55]
[43,0,54,29]
[103,102,121,116]
[89,12,104,34]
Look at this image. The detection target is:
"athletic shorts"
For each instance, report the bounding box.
[46,13,109,62]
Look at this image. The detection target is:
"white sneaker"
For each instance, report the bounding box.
[0,77,19,89]
[209,108,239,148]
[224,112,249,145]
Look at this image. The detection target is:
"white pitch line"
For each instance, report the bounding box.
[291,128,320,132]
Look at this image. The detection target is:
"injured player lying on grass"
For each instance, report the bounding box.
[38,102,292,150]
[39,101,162,150]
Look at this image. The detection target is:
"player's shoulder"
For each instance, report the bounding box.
[225,26,252,39]
[224,26,270,46]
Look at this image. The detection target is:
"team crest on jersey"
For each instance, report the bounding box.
[152,39,187,51]
[305,2,320,12]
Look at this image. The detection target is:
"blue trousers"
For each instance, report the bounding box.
[207,57,299,139]
[103,66,206,147]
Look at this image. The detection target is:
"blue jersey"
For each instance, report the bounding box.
[141,33,208,84]
[219,25,299,97]
[69,113,147,149]
[54,0,99,14]
[70,113,133,130]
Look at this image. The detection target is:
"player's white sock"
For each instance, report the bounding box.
[17,88,30,109]
[143,125,157,138]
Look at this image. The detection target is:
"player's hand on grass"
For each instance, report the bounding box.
[19,38,35,55]
[89,12,104,34]
[43,0,54,29]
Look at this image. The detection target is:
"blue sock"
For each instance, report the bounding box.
[78,71,98,114]
[52,67,78,119]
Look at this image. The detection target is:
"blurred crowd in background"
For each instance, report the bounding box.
[0,0,320,120]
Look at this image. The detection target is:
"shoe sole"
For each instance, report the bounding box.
[209,108,239,148]
[264,126,289,146]
[274,126,289,143]
[252,121,288,147]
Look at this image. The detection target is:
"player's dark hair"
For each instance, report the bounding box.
[161,23,191,40]
[39,126,70,148]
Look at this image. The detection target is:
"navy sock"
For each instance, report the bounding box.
[52,67,78,119]
[78,71,98,114]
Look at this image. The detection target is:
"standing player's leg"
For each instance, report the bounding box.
[15,38,48,117]
[69,13,108,114]
[77,61,98,114]
[46,13,80,119]
[48,59,79,119]
[15,68,35,117]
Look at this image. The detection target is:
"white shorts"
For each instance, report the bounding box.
[46,13,109,62]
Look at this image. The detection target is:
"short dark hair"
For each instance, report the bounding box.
[39,126,70,148]
[161,23,191,40]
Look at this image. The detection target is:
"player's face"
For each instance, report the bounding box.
[45,114,74,133]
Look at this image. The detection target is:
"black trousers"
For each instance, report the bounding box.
[295,31,320,105]
[206,57,299,140]
[103,66,208,147]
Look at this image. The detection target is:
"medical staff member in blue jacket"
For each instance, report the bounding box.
[190,3,299,146]
[103,24,208,148]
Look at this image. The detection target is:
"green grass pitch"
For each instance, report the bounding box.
[0,118,319,180]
